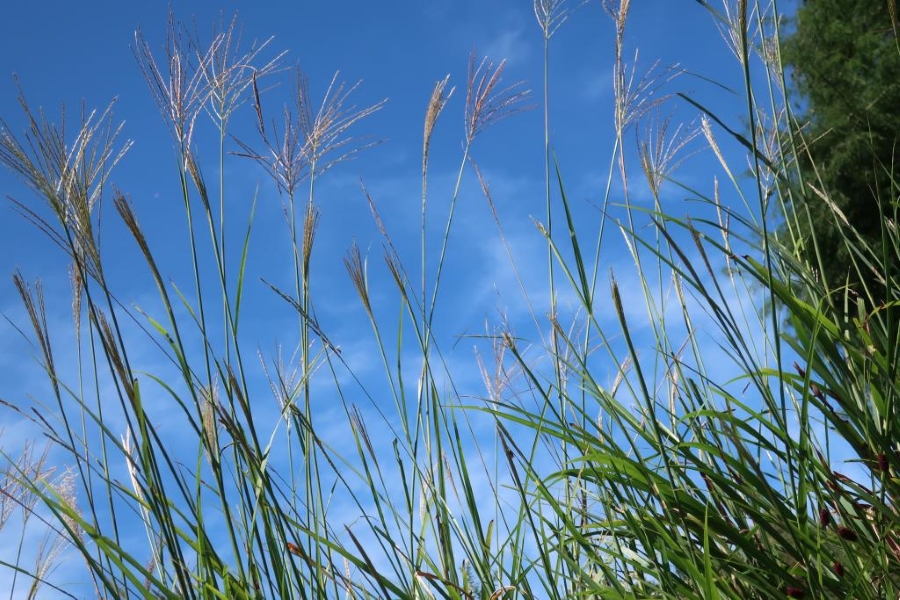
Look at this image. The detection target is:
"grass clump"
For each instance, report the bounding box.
[0,1,898,598]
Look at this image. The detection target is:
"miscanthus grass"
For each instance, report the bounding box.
[1,1,898,598]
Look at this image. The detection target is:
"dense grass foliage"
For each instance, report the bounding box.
[1,1,898,598]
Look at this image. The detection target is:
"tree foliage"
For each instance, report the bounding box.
[782,0,900,303]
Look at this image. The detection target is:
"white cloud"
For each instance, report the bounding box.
[481,26,530,67]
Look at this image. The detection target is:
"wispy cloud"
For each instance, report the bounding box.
[581,65,615,101]
[481,25,531,67]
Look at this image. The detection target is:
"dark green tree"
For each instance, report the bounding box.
[781,0,900,306]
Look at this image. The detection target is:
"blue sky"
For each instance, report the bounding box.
[0,0,760,368]
[0,1,811,597]
[0,2,759,404]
